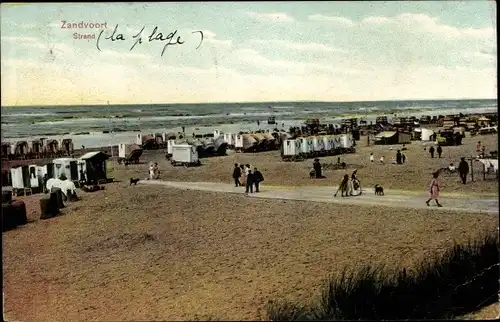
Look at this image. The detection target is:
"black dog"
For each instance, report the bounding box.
[374,184,384,196]
[130,177,140,185]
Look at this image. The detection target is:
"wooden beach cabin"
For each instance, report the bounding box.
[374,131,411,145]
[1,142,12,160]
[59,138,74,156]
[162,132,177,142]
[1,167,12,186]
[10,141,29,157]
[154,133,164,147]
[136,133,156,149]
[28,139,43,157]
[44,139,60,156]
[10,165,29,189]
[53,157,79,181]
[79,151,110,184]
[376,116,389,126]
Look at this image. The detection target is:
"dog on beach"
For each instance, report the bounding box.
[309,168,316,179]
[374,184,384,196]
[130,177,140,185]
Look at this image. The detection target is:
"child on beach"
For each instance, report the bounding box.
[380,156,385,164]
[370,153,374,162]
[153,163,160,179]
[149,162,154,180]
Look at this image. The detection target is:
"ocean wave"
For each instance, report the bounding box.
[2,112,57,117]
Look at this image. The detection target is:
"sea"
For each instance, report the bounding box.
[1,99,497,149]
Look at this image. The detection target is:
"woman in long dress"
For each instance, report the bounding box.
[149,162,155,180]
[334,174,350,197]
[240,165,246,187]
[426,172,442,207]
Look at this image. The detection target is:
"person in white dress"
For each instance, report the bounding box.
[149,162,155,180]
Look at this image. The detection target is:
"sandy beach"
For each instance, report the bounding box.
[111,133,499,196]
[3,132,498,321]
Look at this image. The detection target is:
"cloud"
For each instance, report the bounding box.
[1,35,74,55]
[234,48,361,76]
[308,14,355,26]
[99,49,150,60]
[245,11,295,22]
[361,16,390,24]
[200,30,232,47]
[317,12,496,70]
[248,39,347,53]
[2,36,40,43]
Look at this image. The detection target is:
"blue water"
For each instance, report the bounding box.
[1,99,497,148]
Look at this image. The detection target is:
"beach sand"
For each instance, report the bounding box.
[2,133,498,321]
[111,133,499,196]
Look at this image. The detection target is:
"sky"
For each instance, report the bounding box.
[0,1,497,106]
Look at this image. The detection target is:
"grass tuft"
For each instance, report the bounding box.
[268,232,499,320]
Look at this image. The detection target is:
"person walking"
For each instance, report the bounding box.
[232,163,241,187]
[458,157,469,184]
[402,153,406,164]
[426,172,443,207]
[369,152,374,162]
[253,167,264,192]
[153,162,160,179]
[396,150,402,164]
[245,169,254,195]
[429,146,435,158]
[334,174,350,197]
[437,145,443,158]
[240,164,246,187]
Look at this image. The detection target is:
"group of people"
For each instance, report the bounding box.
[476,140,488,158]
[427,144,443,158]
[149,162,160,180]
[232,163,264,195]
[334,169,360,197]
[369,151,407,164]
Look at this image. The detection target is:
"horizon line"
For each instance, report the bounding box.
[1,97,497,108]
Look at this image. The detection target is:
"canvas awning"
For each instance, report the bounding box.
[80,151,110,160]
[375,131,397,138]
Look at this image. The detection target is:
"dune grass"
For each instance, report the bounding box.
[267,232,499,320]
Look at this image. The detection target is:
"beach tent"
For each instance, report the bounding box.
[241,134,258,151]
[374,131,411,145]
[477,117,491,127]
[79,151,110,183]
[414,128,435,141]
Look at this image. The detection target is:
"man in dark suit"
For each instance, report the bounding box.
[245,169,255,194]
[253,167,264,192]
[232,163,241,187]
[458,157,469,184]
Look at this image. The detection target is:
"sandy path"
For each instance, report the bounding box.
[138,180,498,215]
